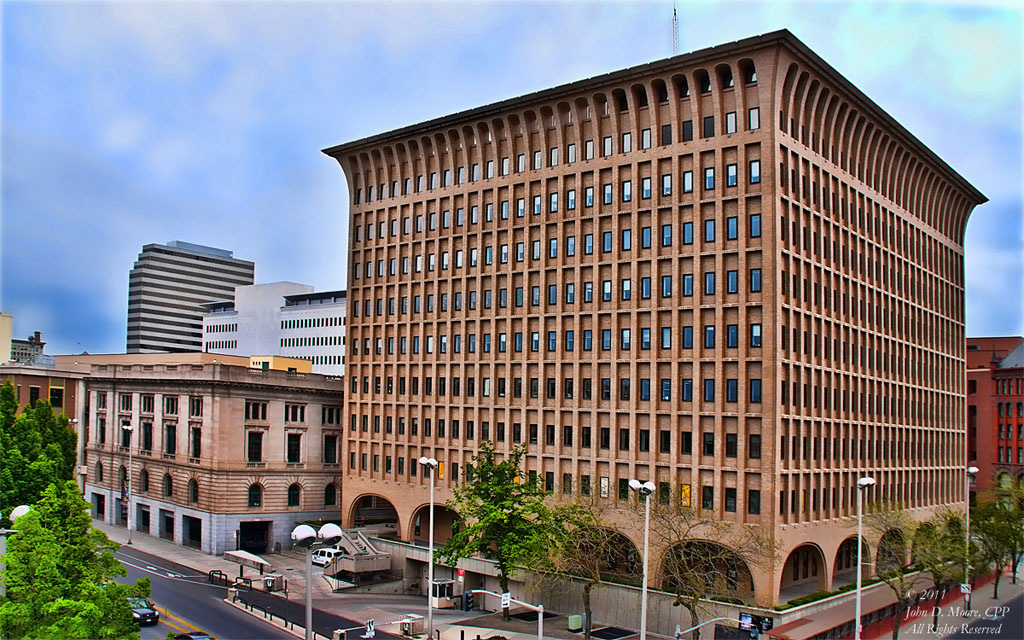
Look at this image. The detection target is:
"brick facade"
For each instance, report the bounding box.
[967,337,1024,498]
[324,30,986,605]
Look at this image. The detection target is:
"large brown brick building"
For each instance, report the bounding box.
[323,29,986,606]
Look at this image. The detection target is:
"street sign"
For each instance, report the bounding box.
[501,592,511,609]
[360,618,375,638]
[457,568,465,582]
[960,583,971,594]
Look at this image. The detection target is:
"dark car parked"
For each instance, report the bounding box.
[128,597,160,625]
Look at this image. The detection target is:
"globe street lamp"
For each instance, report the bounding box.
[122,422,135,544]
[628,479,655,640]
[418,456,439,640]
[855,476,876,640]
[964,466,979,614]
[291,522,343,640]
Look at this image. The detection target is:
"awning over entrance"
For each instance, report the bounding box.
[224,549,273,573]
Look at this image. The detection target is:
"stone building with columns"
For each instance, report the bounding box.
[62,353,343,555]
[323,28,985,613]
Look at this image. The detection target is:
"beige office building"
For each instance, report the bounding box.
[65,353,343,555]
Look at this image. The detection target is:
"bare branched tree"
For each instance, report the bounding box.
[536,495,638,640]
[862,501,929,640]
[639,489,776,640]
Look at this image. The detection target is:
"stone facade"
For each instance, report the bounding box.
[76,353,343,555]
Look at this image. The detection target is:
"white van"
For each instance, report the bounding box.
[311,547,343,567]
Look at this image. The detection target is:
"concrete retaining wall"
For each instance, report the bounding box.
[371,536,782,637]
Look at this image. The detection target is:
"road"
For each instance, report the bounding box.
[116,546,293,640]
[115,547,399,639]
[946,593,1024,640]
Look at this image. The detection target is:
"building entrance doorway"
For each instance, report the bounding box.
[182,515,202,549]
[93,493,105,520]
[159,509,175,541]
[137,505,151,534]
[239,521,270,553]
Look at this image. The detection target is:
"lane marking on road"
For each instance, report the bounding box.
[158,616,189,634]
[119,557,215,587]
[160,606,216,638]
[115,549,207,578]
[117,553,217,585]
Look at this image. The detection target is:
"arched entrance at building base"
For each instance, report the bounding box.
[408,503,460,545]
[348,494,400,533]
[658,540,756,604]
[833,535,870,590]
[876,528,908,575]
[779,543,828,599]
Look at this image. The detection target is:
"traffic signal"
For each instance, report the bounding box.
[464,590,475,611]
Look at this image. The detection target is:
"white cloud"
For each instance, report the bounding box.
[2,0,1022,352]
[142,134,196,186]
[101,115,147,152]
[964,244,1024,334]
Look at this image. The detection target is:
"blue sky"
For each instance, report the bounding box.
[1,1,1021,355]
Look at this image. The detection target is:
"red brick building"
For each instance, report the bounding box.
[0,363,85,420]
[967,337,1024,498]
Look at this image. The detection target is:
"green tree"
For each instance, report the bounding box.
[436,442,564,618]
[0,481,148,639]
[0,379,16,433]
[971,499,1016,599]
[864,503,929,640]
[538,496,635,639]
[990,480,1024,584]
[912,510,972,632]
[0,380,78,526]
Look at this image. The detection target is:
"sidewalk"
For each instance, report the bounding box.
[898,566,1022,640]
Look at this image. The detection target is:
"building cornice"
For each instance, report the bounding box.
[322,28,985,205]
[87,374,343,399]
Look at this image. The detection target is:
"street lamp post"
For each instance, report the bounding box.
[628,479,655,640]
[291,523,342,640]
[69,418,82,492]
[855,476,876,640]
[418,456,439,640]
[964,466,979,614]
[122,423,135,544]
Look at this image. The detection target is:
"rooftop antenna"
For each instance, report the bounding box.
[672,2,679,55]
